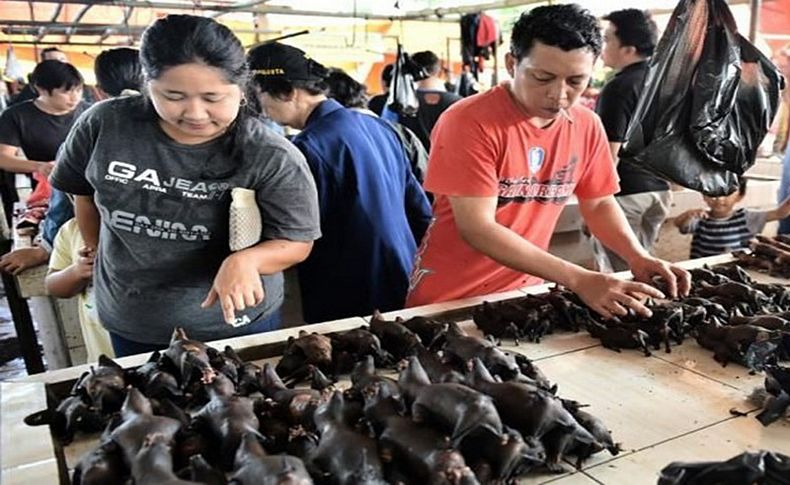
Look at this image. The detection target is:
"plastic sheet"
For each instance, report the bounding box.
[620,0,784,196]
[658,451,790,484]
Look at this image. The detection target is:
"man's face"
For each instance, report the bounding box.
[601,23,626,69]
[506,41,595,121]
[42,50,68,63]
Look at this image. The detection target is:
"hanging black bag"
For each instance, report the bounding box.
[620,0,784,196]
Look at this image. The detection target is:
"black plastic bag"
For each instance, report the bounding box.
[658,451,790,484]
[385,44,425,118]
[755,364,790,426]
[620,0,784,196]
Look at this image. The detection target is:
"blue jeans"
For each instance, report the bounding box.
[779,145,790,234]
[41,188,75,249]
[109,309,283,357]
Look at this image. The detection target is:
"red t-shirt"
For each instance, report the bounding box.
[406,83,619,308]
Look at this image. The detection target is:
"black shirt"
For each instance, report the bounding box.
[401,89,462,151]
[0,100,86,217]
[596,61,669,196]
[368,93,388,116]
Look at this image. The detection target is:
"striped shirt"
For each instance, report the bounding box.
[682,208,768,259]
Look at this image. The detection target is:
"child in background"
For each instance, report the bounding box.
[675,179,790,259]
[45,218,113,361]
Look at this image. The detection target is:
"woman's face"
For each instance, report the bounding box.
[148,63,242,145]
[37,85,83,114]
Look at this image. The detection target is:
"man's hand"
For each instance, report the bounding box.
[569,269,665,319]
[0,247,49,275]
[628,255,691,299]
[201,252,265,325]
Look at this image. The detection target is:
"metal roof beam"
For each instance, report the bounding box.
[15,0,539,20]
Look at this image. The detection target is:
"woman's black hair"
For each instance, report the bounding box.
[31,60,83,94]
[139,14,250,173]
[94,47,143,97]
[254,77,328,101]
[510,4,602,61]
[325,68,368,109]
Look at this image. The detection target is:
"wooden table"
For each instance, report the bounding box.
[2,254,788,484]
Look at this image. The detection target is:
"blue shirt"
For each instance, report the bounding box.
[293,99,432,323]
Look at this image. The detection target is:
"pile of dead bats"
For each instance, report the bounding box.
[732,235,790,279]
[26,322,620,484]
[472,264,790,369]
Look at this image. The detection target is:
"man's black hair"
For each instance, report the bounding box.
[510,4,602,60]
[30,60,83,94]
[603,9,658,57]
[411,51,441,76]
[40,47,65,61]
[326,68,368,109]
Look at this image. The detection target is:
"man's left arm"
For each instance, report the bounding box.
[579,195,690,297]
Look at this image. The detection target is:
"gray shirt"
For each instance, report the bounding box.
[51,97,320,344]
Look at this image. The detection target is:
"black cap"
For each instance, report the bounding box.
[248,42,327,82]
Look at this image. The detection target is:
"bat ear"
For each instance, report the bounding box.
[98,354,123,370]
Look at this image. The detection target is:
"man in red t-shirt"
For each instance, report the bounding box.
[407,4,690,319]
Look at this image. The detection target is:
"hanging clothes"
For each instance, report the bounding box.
[459,12,501,82]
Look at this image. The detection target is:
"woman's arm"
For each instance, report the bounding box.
[74,195,100,249]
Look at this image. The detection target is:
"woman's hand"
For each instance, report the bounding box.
[36,161,55,177]
[201,252,265,324]
[74,246,96,280]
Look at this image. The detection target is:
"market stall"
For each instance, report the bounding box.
[2,254,788,484]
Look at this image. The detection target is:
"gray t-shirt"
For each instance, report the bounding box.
[51,96,320,344]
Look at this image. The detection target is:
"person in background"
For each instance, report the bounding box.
[406,4,689,319]
[248,43,432,323]
[775,45,790,234]
[402,50,462,151]
[51,16,320,357]
[590,9,671,273]
[46,214,114,361]
[9,47,69,106]
[675,179,790,258]
[325,67,428,183]
[94,47,143,98]
[40,47,68,63]
[42,48,146,362]
[0,61,85,276]
[367,63,393,116]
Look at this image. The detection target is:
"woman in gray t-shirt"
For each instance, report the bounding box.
[51,15,321,356]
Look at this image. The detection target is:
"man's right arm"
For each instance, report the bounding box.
[608,141,622,166]
[450,195,664,319]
